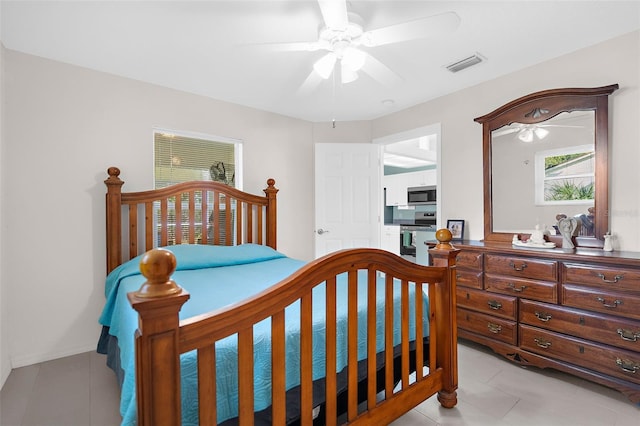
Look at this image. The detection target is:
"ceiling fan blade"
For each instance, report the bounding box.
[492,127,520,137]
[241,40,322,53]
[538,124,584,128]
[363,11,461,47]
[318,0,348,29]
[297,70,324,96]
[360,53,404,87]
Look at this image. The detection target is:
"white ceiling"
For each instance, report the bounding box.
[2,1,639,122]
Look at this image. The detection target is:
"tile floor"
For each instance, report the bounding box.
[1,340,638,425]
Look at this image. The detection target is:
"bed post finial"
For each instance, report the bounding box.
[429,228,460,409]
[135,248,183,298]
[264,178,278,249]
[128,248,190,426]
[105,167,125,274]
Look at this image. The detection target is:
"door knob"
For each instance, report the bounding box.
[317,228,330,235]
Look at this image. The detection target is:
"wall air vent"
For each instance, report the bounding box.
[446,53,485,73]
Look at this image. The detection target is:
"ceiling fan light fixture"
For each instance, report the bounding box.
[340,62,358,83]
[534,127,550,139]
[342,47,366,72]
[314,53,337,79]
[518,128,534,143]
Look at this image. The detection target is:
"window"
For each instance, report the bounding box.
[154,131,241,188]
[153,130,242,245]
[534,144,594,205]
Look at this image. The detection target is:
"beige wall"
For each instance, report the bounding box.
[1,30,638,376]
[3,49,317,368]
[0,34,9,385]
[373,30,640,251]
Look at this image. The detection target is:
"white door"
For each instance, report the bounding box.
[314,143,381,258]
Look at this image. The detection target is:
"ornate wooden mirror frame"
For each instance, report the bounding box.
[474,85,618,248]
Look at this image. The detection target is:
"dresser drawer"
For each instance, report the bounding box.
[457,287,517,320]
[562,285,640,321]
[457,251,483,271]
[520,299,640,352]
[457,308,517,345]
[456,269,483,289]
[485,254,557,281]
[520,324,640,385]
[486,274,558,303]
[563,263,640,293]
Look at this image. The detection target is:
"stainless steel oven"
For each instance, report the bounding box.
[399,211,437,263]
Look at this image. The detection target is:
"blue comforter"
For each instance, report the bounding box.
[99,244,427,425]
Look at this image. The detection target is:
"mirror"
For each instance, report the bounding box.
[474,85,618,247]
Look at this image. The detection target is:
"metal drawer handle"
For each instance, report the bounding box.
[487,300,502,310]
[507,282,527,292]
[615,358,640,374]
[534,311,552,322]
[596,273,623,284]
[487,323,502,334]
[534,337,552,349]
[596,297,623,309]
[509,260,527,271]
[617,328,640,342]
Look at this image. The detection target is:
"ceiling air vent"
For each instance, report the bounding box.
[446,53,484,73]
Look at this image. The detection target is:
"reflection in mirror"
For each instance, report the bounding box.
[475,85,618,247]
[491,111,595,236]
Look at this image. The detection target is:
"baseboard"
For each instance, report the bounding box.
[10,343,98,369]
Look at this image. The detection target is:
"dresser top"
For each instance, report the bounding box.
[451,240,640,266]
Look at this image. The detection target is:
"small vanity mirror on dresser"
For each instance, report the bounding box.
[474,85,619,247]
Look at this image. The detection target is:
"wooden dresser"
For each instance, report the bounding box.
[454,241,640,404]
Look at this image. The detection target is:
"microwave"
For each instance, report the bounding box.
[407,186,437,205]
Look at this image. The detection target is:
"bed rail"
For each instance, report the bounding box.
[127,230,459,426]
[105,167,278,274]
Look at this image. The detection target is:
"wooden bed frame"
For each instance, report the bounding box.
[104,166,459,425]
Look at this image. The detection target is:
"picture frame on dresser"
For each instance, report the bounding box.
[447,219,465,240]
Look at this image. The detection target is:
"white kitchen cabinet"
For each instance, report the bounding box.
[406,169,437,188]
[380,225,400,255]
[383,174,409,206]
[384,169,437,206]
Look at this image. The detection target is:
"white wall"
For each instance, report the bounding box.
[0,35,10,385]
[1,30,638,374]
[373,30,640,251]
[3,49,317,368]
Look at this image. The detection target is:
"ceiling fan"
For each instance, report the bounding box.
[493,123,584,143]
[265,0,461,90]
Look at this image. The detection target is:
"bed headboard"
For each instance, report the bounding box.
[104,167,278,274]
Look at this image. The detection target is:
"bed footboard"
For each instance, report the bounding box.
[128,231,459,426]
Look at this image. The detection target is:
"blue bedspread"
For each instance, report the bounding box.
[99,244,428,425]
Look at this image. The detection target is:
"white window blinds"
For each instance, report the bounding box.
[154,132,236,188]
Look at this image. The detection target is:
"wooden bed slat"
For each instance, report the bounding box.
[347,270,358,421]
[415,283,424,381]
[128,204,138,260]
[197,345,216,425]
[401,280,410,391]
[366,270,377,409]
[384,274,394,398]
[144,202,153,251]
[300,293,313,426]
[238,329,254,426]
[325,277,338,426]
[188,190,196,244]
[201,191,209,245]
[224,196,232,246]
[160,199,168,247]
[271,311,286,425]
